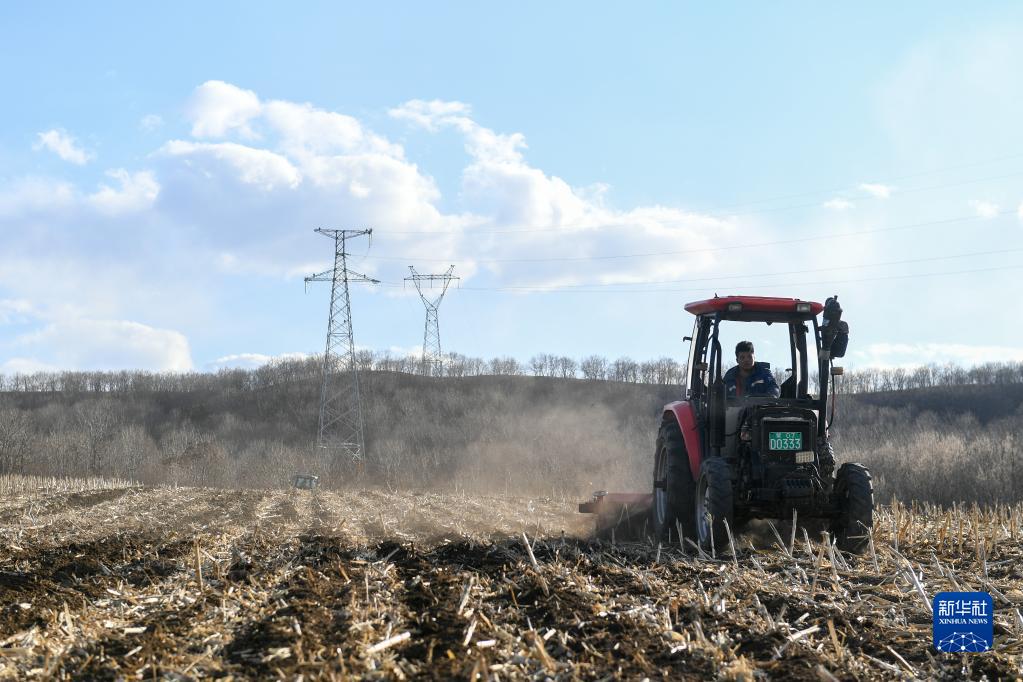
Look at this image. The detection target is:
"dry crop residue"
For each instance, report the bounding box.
[0,484,1021,680]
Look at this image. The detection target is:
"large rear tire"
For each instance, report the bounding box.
[651,419,696,543]
[696,456,733,550]
[831,463,874,554]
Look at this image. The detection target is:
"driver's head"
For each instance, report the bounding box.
[735,340,755,371]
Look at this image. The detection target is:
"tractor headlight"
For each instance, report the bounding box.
[795,451,815,464]
[727,302,743,312]
[795,302,811,313]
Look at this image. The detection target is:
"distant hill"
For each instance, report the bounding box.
[1,370,1019,505]
[847,382,1023,423]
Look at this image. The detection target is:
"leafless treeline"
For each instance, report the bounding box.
[2,354,1020,395]
[0,360,1021,504]
[0,369,675,496]
[1,354,1021,505]
[327,351,686,384]
[838,361,1023,392]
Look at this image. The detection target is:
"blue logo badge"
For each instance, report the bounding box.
[933,591,993,653]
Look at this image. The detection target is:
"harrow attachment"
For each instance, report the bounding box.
[578,491,653,541]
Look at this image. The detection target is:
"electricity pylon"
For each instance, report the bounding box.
[405,265,458,376]
[305,228,378,464]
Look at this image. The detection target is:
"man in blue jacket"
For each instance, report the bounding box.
[724,340,780,398]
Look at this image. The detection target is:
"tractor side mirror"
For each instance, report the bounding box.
[831,321,849,358]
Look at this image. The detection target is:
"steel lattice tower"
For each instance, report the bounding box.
[405,265,458,376]
[305,228,378,463]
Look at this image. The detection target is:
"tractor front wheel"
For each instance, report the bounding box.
[831,462,874,554]
[652,420,696,543]
[696,456,733,551]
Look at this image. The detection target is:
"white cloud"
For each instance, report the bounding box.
[391,99,525,164]
[140,114,164,131]
[968,199,999,219]
[161,140,301,190]
[207,351,310,370]
[1,171,159,218]
[264,100,403,159]
[374,344,424,358]
[0,82,766,371]
[388,98,736,285]
[0,177,76,217]
[216,255,340,281]
[388,99,472,132]
[152,84,450,254]
[34,128,93,165]
[392,98,591,227]
[858,183,893,199]
[216,253,239,270]
[17,318,193,371]
[87,169,160,214]
[823,197,854,211]
[0,299,34,324]
[0,358,58,375]
[850,342,1023,369]
[1016,201,1023,221]
[186,80,262,139]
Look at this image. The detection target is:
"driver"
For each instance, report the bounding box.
[724,340,780,398]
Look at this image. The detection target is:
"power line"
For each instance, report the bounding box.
[371,153,1023,235]
[420,262,1023,294]
[393,245,1023,291]
[688,150,1023,214]
[362,210,1015,264]
[724,169,1023,218]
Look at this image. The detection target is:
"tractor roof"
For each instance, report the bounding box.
[685,296,824,321]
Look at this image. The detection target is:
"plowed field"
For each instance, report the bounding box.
[0,480,1021,680]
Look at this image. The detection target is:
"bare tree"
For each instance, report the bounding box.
[556,356,578,379]
[0,406,30,473]
[653,357,684,385]
[355,349,375,372]
[579,355,608,381]
[611,357,639,383]
[490,356,521,375]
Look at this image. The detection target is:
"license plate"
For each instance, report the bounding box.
[769,431,802,450]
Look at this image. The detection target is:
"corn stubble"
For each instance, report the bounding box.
[0,477,1021,680]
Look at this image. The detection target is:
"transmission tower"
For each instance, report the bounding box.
[305,228,378,464]
[405,265,459,376]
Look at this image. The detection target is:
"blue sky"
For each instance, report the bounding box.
[3,2,1023,373]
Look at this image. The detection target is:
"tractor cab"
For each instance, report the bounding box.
[652,294,870,552]
[683,296,845,474]
[580,293,872,554]
[683,295,844,406]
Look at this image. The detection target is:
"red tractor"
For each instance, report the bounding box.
[581,295,874,553]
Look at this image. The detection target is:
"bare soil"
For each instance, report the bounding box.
[0,482,1021,680]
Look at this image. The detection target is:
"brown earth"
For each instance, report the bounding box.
[0,480,1021,680]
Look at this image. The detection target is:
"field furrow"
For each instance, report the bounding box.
[0,484,1019,680]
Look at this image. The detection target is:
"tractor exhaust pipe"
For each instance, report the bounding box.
[709,330,726,454]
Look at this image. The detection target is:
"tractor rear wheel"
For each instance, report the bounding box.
[831,463,874,554]
[651,420,696,543]
[695,456,733,551]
